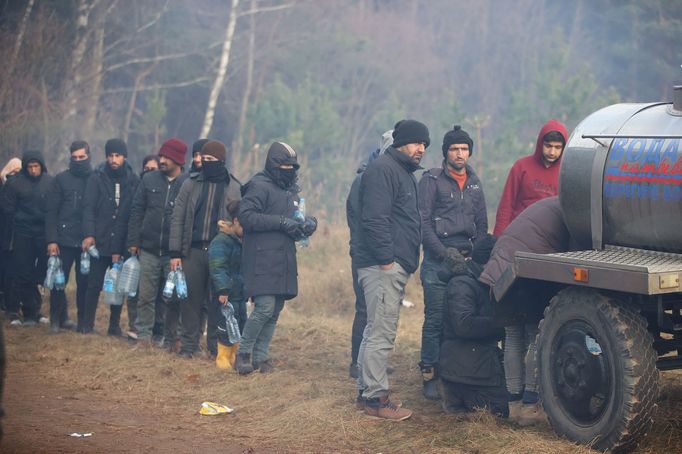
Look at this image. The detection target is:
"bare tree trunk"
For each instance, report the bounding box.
[233,0,256,162]
[200,0,240,139]
[64,0,98,122]
[83,26,104,139]
[0,0,35,101]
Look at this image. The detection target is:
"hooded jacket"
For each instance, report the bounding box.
[127,169,188,256]
[439,261,505,387]
[208,221,244,301]
[353,146,422,274]
[240,145,301,299]
[493,119,568,236]
[46,159,92,248]
[419,162,487,260]
[82,162,139,257]
[0,150,52,240]
[480,196,570,288]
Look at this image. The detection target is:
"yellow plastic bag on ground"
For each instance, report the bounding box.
[199,401,234,416]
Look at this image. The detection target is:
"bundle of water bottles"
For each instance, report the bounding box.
[293,197,310,248]
[220,302,241,345]
[101,254,141,306]
[44,256,66,291]
[162,265,188,300]
[79,244,100,275]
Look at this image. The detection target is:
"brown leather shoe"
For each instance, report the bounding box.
[357,395,402,411]
[515,402,548,426]
[364,396,412,421]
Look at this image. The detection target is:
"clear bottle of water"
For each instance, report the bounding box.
[175,265,188,299]
[118,254,140,297]
[162,270,176,299]
[221,303,242,344]
[54,257,66,291]
[88,244,100,259]
[80,251,90,275]
[44,256,58,289]
[294,197,309,247]
[102,262,123,305]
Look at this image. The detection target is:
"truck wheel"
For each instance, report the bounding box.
[536,287,658,452]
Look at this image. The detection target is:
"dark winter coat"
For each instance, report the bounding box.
[168,172,239,258]
[479,196,569,288]
[240,171,299,299]
[127,170,188,256]
[346,163,366,267]
[419,162,487,260]
[82,162,139,257]
[45,165,92,248]
[208,225,244,301]
[440,265,505,387]
[0,150,52,241]
[354,147,422,274]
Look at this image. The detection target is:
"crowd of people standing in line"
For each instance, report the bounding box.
[0,116,569,427]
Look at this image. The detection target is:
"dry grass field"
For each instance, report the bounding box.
[2,224,682,453]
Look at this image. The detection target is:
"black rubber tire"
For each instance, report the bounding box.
[537,287,659,453]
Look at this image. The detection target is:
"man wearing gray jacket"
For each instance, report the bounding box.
[169,140,239,358]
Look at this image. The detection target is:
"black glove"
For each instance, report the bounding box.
[302,216,317,236]
[280,216,305,240]
[443,247,468,275]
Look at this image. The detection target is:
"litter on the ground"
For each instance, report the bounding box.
[199,401,234,416]
[401,299,415,308]
[69,432,92,438]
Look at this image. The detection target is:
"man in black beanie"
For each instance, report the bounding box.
[81,138,139,334]
[353,119,429,420]
[417,124,488,400]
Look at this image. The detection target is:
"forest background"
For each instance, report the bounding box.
[1,0,680,220]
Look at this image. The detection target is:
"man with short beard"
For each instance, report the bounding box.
[81,139,139,335]
[493,119,568,236]
[45,141,92,333]
[417,125,488,399]
[127,138,188,346]
[0,150,53,325]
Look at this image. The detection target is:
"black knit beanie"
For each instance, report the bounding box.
[442,125,473,157]
[105,138,128,157]
[391,120,430,149]
[192,138,209,156]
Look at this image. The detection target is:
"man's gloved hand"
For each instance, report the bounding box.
[443,247,468,275]
[280,216,305,240]
[302,216,317,236]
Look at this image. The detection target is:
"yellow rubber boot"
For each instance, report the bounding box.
[216,342,231,369]
[228,343,239,370]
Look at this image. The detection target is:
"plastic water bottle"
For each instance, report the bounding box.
[44,256,58,289]
[175,265,188,299]
[162,270,176,299]
[102,262,123,305]
[80,251,90,275]
[294,197,309,247]
[54,257,66,291]
[221,303,242,344]
[118,254,141,297]
[88,244,100,259]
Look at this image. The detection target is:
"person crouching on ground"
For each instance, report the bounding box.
[234,142,317,375]
[438,234,509,417]
[209,200,247,370]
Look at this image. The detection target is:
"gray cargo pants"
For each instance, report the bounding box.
[357,263,409,400]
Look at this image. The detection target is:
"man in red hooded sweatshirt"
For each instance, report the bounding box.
[493,119,568,236]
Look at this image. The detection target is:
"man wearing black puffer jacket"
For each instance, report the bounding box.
[0,150,53,325]
[417,124,488,399]
[81,139,139,335]
[354,120,430,421]
[234,142,317,375]
[46,141,92,333]
[439,234,508,417]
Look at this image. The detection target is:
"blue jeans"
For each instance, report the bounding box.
[237,295,285,365]
[420,257,448,367]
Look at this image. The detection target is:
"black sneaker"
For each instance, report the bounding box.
[349,363,359,379]
[107,326,122,337]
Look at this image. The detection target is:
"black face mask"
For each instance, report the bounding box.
[70,158,91,177]
[202,160,228,181]
[269,167,297,189]
[105,162,125,178]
